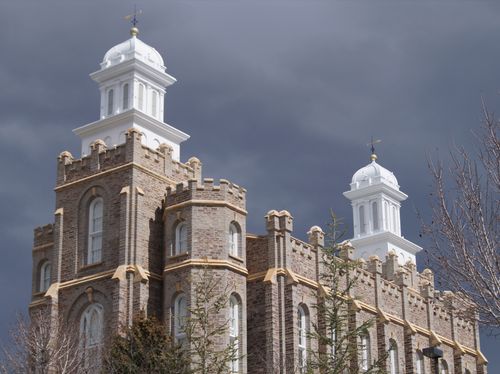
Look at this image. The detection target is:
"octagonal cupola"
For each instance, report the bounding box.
[73,26,189,160]
[344,152,422,265]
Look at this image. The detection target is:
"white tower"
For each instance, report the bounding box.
[73,25,189,160]
[343,152,421,265]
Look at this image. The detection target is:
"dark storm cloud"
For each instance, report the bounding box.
[1,0,498,366]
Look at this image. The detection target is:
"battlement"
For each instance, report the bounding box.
[33,223,54,248]
[164,178,246,210]
[56,128,202,187]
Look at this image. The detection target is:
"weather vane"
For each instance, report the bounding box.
[366,136,381,161]
[124,5,143,36]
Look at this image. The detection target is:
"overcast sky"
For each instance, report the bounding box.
[1,0,498,368]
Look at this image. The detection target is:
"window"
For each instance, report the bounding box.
[39,261,51,292]
[80,303,103,369]
[229,295,241,373]
[151,90,157,117]
[174,222,188,255]
[229,222,240,257]
[359,333,370,371]
[88,198,103,264]
[174,294,187,345]
[359,205,366,234]
[122,83,129,110]
[107,89,114,115]
[372,201,379,231]
[298,305,308,373]
[384,201,389,230]
[388,339,399,374]
[416,350,424,374]
[440,360,448,374]
[330,325,337,359]
[392,206,397,233]
[138,83,144,110]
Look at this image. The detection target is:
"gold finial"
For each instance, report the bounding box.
[124,6,142,37]
[367,137,381,162]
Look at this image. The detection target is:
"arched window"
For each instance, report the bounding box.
[372,201,379,231]
[359,332,371,371]
[122,83,129,110]
[388,339,399,374]
[138,83,144,110]
[174,222,188,255]
[107,89,114,115]
[151,91,157,117]
[80,303,104,368]
[39,261,51,292]
[174,294,187,345]
[229,222,240,257]
[297,305,308,373]
[88,198,103,264]
[384,201,389,230]
[359,205,366,234]
[229,295,241,373]
[440,360,448,374]
[415,350,425,374]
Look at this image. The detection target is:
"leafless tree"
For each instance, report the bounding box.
[0,309,83,374]
[422,102,499,330]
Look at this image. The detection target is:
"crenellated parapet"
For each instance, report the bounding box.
[163,178,246,212]
[56,128,202,187]
[33,224,54,248]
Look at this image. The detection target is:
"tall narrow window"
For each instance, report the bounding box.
[330,325,336,359]
[151,90,157,117]
[360,333,371,371]
[229,295,240,373]
[389,339,399,374]
[416,350,424,374]
[384,201,389,230]
[174,294,187,345]
[372,201,379,231]
[39,261,51,292]
[107,89,114,115]
[359,205,366,234]
[138,83,144,110]
[229,222,240,257]
[174,222,188,255]
[122,83,129,110]
[298,305,308,373]
[440,360,448,374]
[88,198,103,264]
[80,303,103,369]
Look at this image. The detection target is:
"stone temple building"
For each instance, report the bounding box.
[30,25,487,374]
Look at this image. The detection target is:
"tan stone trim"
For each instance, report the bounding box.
[164,259,248,276]
[477,349,488,365]
[44,282,59,298]
[246,233,265,239]
[377,307,391,324]
[28,298,50,309]
[405,319,417,335]
[247,270,268,282]
[59,269,116,289]
[356,300,377,314]
[229,254,244,264]
[454,340,466,356]
[145,270,162,282]
[54,208,63,216]
[136,186,145,196]
[430,330,443,346]
[120,186,130,195]
[54,162,177,191]
[163,200,247,218]
[33,242,54,251]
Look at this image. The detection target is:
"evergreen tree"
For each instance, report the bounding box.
[103,313,189,374]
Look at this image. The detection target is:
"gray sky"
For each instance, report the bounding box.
[1,0,498,368]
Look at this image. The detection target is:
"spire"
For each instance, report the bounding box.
[124,6,142,37]
[367,137,381,162]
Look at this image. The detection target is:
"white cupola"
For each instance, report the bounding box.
[343,152,422,265]
[73,26,189,160]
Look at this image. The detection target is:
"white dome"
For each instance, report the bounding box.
[351,160,399,190]
[101,36,165,71]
